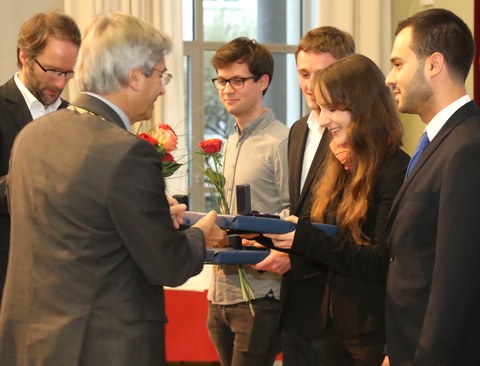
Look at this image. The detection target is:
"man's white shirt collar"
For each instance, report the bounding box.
[300,110,325,192]
[84,92,131,132]
[426,95,471,141]
[306,110,324,135]
[14,72,61,120]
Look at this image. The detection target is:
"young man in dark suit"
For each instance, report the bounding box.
[254,27,355,365]
[0,12,81,303]
[0,13,225,366]
[385,8,480,366]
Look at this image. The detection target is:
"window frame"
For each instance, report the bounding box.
[183,0,315,211]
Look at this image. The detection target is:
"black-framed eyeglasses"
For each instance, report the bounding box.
[152,68,173,86]
[212,76,258,90]
[34,59,75,79]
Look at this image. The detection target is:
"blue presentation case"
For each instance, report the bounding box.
[182,212,337,264]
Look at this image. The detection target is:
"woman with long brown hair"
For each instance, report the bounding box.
[264,54,409,365]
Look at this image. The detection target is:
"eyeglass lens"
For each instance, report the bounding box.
[212,77,255,90]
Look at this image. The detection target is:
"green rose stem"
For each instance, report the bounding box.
[238,265,256,316]
[198,139,256,316]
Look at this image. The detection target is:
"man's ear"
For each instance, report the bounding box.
[259,74,270,91]
[426,52,444,77]
[18,50,29,69]
[128,69,142,91]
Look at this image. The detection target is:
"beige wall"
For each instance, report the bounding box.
[391,0,475,155]
[0,0,64,87]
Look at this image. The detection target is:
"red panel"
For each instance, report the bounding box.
[165,289,283,362]
[165,290,219,361]
[475,0,480,105]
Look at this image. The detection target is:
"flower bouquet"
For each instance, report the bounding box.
[139,124,182,177]
[198,138,256,316]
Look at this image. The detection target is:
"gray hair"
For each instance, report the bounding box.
[76,13,172,94]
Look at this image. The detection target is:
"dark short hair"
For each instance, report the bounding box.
[295,26,355,61]
[211,37,274,95]
[17,12,81,68]
[396,8,474,82]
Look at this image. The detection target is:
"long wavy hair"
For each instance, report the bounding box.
[310,54,403,245]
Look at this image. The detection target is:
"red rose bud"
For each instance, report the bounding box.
[162,153,175,163]
[158,124,176,135]
[198,138,222,154]
[139,133,158,146]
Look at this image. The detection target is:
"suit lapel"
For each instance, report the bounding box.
[59,99,69,109]
[3,78,70,131]
[73,93,126,130]
[297,128,331,212]
[387,101,479,227]
[3,78,33,130]
[288,116,309,212]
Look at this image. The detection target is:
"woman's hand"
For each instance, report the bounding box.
[283,215,299,225]
[262,215,298,249]
[241,236,265,248]
[263,230,295,249]
[253,250,291,274]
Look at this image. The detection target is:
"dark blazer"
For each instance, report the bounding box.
[0,77,68,302]
[0,93,206,366]
[386,101,480,366]
[279,115,331,339]
[292,149,409,337]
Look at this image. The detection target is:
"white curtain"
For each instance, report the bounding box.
[317,0,392,74]
[63,0,188,195]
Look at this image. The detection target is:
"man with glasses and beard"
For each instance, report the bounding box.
[0,12,81,304]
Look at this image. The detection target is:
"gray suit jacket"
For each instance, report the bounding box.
[0,93,206,366]
[0,77,68,302]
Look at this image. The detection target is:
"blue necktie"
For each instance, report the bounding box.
[406,132,429,178]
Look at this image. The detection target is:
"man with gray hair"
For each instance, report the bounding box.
[0,13,225,366]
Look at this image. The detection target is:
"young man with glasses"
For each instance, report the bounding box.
[0,12,81,304]
[207,37,289,366]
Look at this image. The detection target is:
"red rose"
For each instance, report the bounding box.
[198,138,223,154]
[162,153,175,163]
[158,124,175,133]
[152,124,178,153]
[138,133,158,146]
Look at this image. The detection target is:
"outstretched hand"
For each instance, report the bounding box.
[259,215,299,249]
[193,210,227,248]
[253,250,291,274]
[263,230,295,249]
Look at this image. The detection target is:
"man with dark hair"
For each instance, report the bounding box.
[0,12,82,303]
[207,37,289,366]
[254,26,355,365]
[385,8,480,365]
